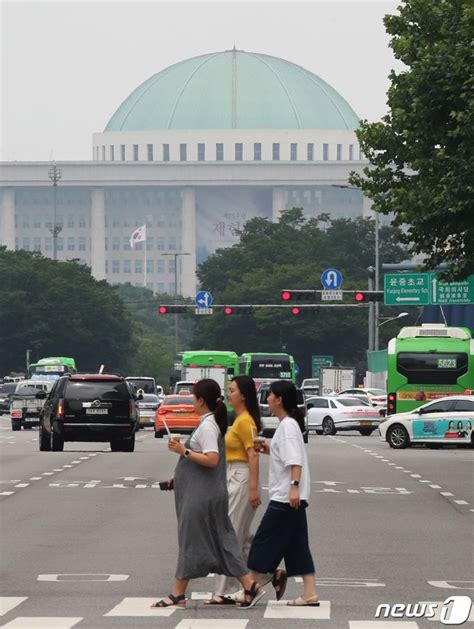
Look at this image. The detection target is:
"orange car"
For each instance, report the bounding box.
[154,394,200,438]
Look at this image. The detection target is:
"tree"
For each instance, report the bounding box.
[193,210,412,378]
[350,0,474,278]
[0,248,133,375]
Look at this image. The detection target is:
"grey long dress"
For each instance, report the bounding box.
[174,426,247,580]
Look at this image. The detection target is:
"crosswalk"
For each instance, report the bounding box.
[0,595,447,628]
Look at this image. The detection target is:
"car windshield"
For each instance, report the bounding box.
[140,394,159,403]
[368,389,386,396]
[337,398,368,407]
[126,379,156,393]
[66,381,130,401]
[0,384,17,394]
[164,396,193,406]
[12,386,38,397]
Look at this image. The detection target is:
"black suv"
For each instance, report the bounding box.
[38,374,140,452]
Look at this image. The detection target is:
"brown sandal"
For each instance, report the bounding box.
[272,569,288,601]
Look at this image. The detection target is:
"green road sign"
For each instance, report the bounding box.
[311,355,333,378]
[384,273,431,306]
[430,274,474,305]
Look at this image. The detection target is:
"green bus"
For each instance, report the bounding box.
[386,325,474,415]
[238,353,296,389]
[180,350,239,409]
[28,357,77,380]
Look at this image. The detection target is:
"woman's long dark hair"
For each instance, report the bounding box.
[231,375,262,433]
[270,380,305,434]
[193,378,228,437]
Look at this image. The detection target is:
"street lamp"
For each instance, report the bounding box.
[161,252,191,354]
[377,312,409,328]
[48,164,62,260]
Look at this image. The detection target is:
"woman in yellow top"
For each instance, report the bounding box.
[205,375,264,605]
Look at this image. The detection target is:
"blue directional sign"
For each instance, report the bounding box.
[195,291,213,308]
[321,268,343,290]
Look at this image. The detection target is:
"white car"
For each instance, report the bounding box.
[306,396,382,436]
[339,387,387,407]
[379,396,474,449]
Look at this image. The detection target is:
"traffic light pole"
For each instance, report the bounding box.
[368,266,375,351]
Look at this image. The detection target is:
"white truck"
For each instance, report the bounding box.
[319,368,356,396]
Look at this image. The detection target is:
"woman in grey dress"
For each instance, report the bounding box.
[151,378,265,609]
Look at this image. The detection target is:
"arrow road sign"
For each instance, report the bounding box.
[321,268,343,290]
[195,291,213,308]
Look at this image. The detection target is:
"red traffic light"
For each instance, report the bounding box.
[281,291,292,301]
[224,306,233,315]
[158,306,168,314]
[354,291,366,303]
[291,307,301,315]
[353,291,383,303]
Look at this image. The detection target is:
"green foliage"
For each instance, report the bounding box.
[193,210,413,379]
[351,0,474,278]
[0,248,133,374]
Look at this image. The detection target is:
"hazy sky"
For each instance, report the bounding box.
[1,0,401,162]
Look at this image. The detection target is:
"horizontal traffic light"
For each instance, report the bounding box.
[291,306,320,315]
[354,291,384,303]
[223,306,254,315]
[158,305,188,314]
[281,290,316,301]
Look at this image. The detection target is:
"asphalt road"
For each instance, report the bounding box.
[1,414,473,629]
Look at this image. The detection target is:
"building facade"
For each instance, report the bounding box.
[0,49,374,297]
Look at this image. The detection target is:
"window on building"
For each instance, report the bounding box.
[79,216,86,228]
[235,143,243,161]
[168,283,175,294]
[157,237,165,251]
[112,260,120,274]
[336,144,342,161]
[133,144,139,161]
[157,282,164,293]
[198,143,205,161]
[56,237,64,251]
[163,144,170,161]
[349,144,354,160]
[180,144,187,161]
[147,144,154,161]
[45,237,52,251]
[254,143,262,161]
[102,146,106,161]
[57,215,64,228]
[67,215,74,228]
[290,143,297,161]
[146,259,154,273]
[146,236,154,251]
[33,237,41,252]
[67,237,75,251]
[112,237,120,250]
[22,215,29,228]
[157,259,164,273]
[33,216,41,228]
[120,145,126,161]
[135,259,143,274]
[123,260,131,274]
[105,260,109,274]
[78,237,86,251]
[110,146,115,161]
[307,143,314,161]
[121,237,128,250]
[168,237,176,251]
[168,259,176,272]
[105,238,109,251]
[272,143,280,161]
[323,143,329,161]
[216,143,224,161]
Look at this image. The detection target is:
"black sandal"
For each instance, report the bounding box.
[237,581,266,608]
[150,593,186,608]
[272,568,288,601]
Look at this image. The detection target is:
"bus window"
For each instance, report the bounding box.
[397,352,467,384]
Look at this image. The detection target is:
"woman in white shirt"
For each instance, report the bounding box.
[151,378,265,609]
[248,380,320,607]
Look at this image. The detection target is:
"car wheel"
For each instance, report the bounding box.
[154,430,165,439]
[51,431,64,451]
[387,424,410,449]
[315,429,323,435]
[322,417,336,435]
[11,420,22,431]
[358,428,374,436]
[121,434,135,452]
[39,425,51,451]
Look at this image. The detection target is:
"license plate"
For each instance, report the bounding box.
[360,421,372,426]
[86,408,108,415]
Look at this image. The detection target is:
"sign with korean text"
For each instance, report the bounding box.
[430,274,474,305]
[384,273,430,306]
[311,355,333,378]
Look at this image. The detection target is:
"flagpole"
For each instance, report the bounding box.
[144,242,147,288]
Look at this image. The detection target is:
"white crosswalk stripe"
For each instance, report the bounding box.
[264,599,331,619]
[104,597,177,617]
[0,599,27,617]
[349,623,419,628]
[0,618,83,628]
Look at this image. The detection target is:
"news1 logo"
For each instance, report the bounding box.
[375,596,472,624]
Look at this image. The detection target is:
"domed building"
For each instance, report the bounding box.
[1,49,371,297]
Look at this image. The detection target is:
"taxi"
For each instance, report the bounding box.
[379,396,474,449]
[154,394,200,438]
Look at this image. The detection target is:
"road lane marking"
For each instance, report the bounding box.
[38,574,128,582]
[190,592,213,600]
[175,622,249,628]
[349,623,419,628]
[264,600,330,619]
[440,492,454,496]
[104,597,176,616]
[0,618,83,628]
[429,485,441,489]
[454,500,469,505]
[29,477,42,481]
[0,597,27,616]
[0,491,14,496]
[14,483,29,488]
[410,474,422,478]
[428,580,474,590]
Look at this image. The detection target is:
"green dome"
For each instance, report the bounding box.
[105,49,359,132]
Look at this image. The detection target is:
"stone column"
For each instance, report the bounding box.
[1,188,15,250]
[180,187,197,298]
[272,187,286,222]
[90,188,106,281]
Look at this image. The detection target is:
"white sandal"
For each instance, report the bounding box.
[287,595,320,606]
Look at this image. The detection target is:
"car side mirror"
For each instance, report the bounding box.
[416,407,424,414]
[36,391,47,399]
